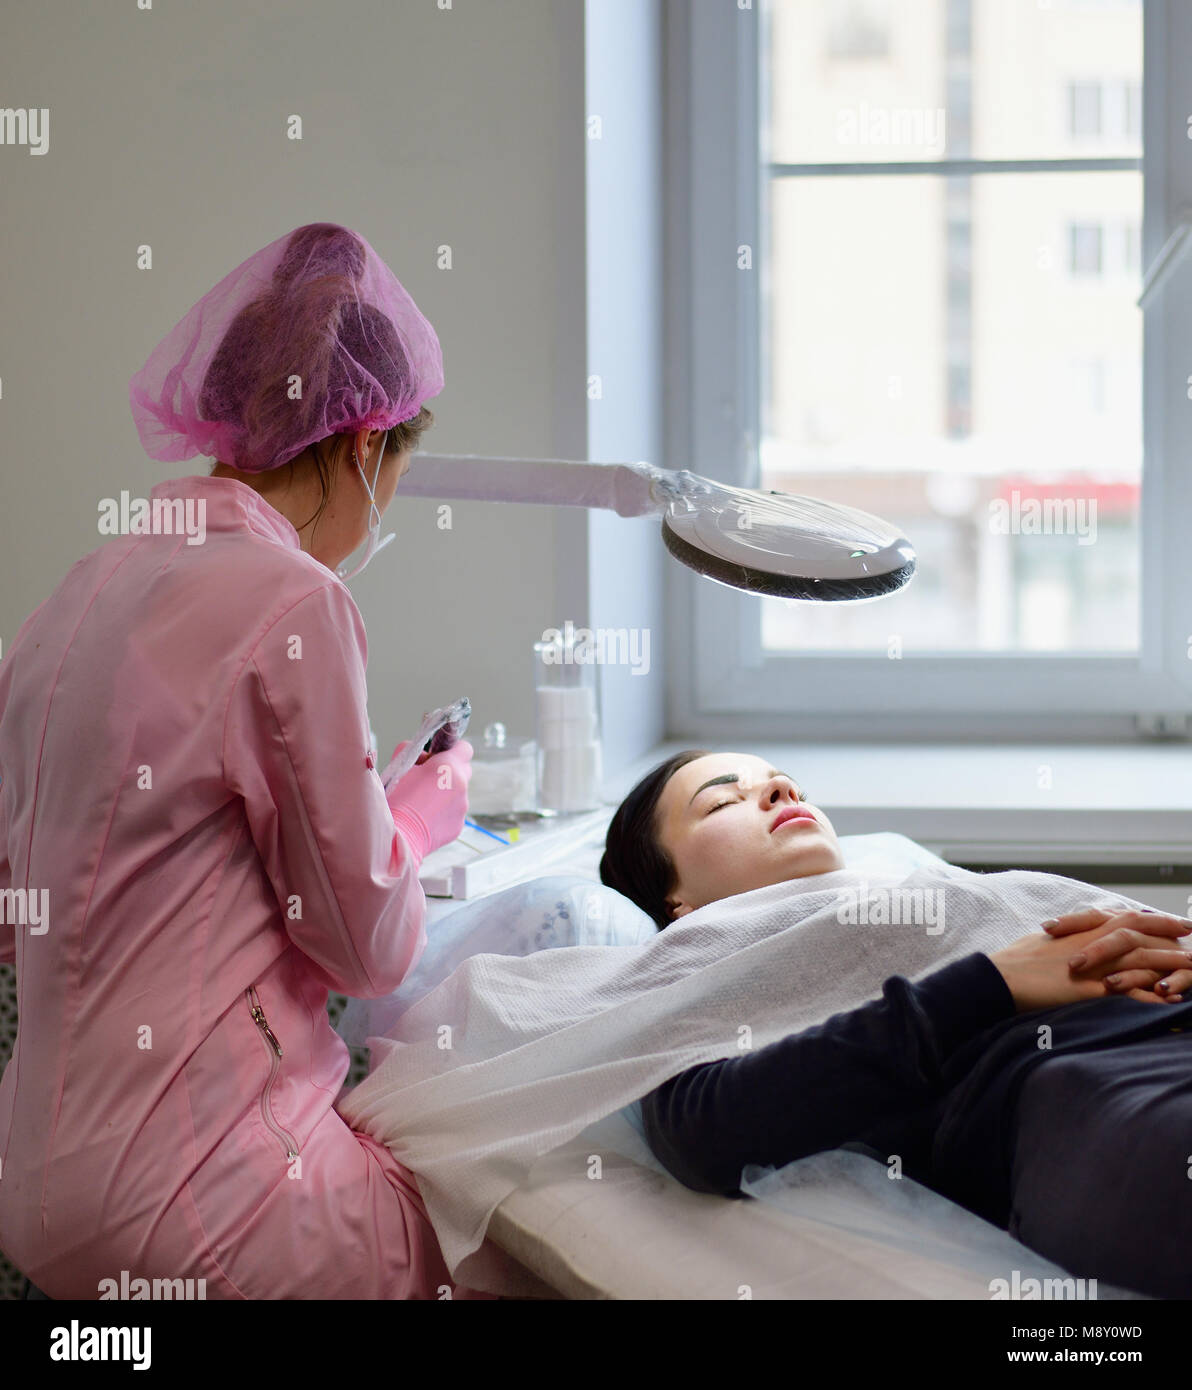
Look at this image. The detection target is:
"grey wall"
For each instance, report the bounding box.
[0,0,593,762]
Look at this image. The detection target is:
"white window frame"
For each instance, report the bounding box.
[665,0,1192,742]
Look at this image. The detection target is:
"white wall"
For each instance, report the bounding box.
[585,0,668,775]
[0,0,593,762]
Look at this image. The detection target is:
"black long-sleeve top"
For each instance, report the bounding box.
[640,949,1192,1227]
[639,951,1017,1199]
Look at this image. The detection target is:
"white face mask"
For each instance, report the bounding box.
[336,437,396,581]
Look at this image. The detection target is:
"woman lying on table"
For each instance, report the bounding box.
[599,749,1192,1300]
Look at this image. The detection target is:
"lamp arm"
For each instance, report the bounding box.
[395,453,708,518]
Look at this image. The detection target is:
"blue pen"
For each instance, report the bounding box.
[464,818,511,845]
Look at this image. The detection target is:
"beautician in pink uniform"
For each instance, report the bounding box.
[0,223,493,1299]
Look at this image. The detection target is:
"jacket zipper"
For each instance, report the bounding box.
[246,985,301,1160]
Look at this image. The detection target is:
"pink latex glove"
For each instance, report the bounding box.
[385,738,474,861]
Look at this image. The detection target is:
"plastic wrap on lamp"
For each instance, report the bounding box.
[661,479,916,602]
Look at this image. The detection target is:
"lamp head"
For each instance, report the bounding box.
[660,478,916,601]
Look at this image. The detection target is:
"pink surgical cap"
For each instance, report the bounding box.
[128,222,444,474]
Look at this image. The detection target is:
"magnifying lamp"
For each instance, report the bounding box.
[395,455,916,602]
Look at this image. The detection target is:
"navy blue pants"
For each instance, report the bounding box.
[1007,1028,1192,1299]
[932,1000,1192,1300]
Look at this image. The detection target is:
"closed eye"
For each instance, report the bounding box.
[703,785,809,814]
[705,795,805,811]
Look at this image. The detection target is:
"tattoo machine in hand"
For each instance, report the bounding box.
[380,697,471,793]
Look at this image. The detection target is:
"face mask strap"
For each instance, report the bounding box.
[335,434,396,581]
[362,434,386,522]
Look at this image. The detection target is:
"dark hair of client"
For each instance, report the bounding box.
[599,749,711,931]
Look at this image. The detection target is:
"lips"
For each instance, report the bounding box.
[770,805,817,833]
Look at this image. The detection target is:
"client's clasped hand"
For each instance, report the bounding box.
[989,907,1192,1012]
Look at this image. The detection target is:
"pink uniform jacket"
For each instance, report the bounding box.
[0,474,485,1299]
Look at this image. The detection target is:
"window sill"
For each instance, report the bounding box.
[603,740,1192,866]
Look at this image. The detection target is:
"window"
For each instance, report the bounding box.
[672,0,1192,737]
[1067,218,1142,275]
[1125,80,1142,137]
[1068,81,1102,138]
[765,2,1142,656]
[1066,355,1108,413]
[1069,222,1105,274]
[826,0,891,59]
[1067,79,1142,141]
[1123,219,1141,271]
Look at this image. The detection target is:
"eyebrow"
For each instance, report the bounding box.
[688,769,791,805]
